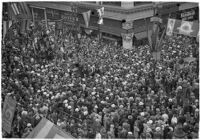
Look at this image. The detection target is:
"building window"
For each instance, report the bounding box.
[102,2,121,7]
[134,2,152,6]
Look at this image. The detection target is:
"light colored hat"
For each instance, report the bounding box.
[129,97,134,100]
[21,111,28,115]
[156,127,161,132]
[51,96,55,100]
[148,120,153,124]
[62,92,66,95]
[106,97,109,100]
[91,92,96,95]
[119,105,124,108]
[68,106,72,109]
[139,102,144,106]
[69,83,74,87]
[95,105,98,108]
[111,104,115,108]
[177,86,182,90]
[140,112,145,116]
[65,104,68,108]
[128,132,132,135]
[75,108,79,112]
[162,114,169,120]
[27,123,32,127]
[169,127,173,131]
[63,100,68,104]
[101,101,105,104]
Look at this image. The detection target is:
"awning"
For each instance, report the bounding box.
[27,2,71,12]
[102,36,117,41]
[135,30,152,40]
[27,118,75,139]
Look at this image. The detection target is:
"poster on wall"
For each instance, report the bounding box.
[166,18,199,37]
[178,8,198,21]
[121,33,134,49]
[46,8,61,20]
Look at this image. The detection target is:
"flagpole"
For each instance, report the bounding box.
[153,2,158,89]
[44,8,48,29]
[98,23,100,44]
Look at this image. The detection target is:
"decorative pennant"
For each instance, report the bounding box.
[82,10,91,28]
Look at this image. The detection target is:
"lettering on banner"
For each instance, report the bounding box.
[181,9,195,21]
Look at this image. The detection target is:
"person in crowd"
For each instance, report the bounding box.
[2,21,199,139]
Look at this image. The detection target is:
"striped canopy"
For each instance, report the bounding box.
[27,118,75,139]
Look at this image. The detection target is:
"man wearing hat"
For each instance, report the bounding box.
[173,123,187,139]
[22,123,33,138]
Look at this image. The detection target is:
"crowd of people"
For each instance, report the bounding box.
[2,20,199,139]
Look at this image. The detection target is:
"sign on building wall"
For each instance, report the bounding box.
[122,21,133,30]
[178,8,198,21]
[166,18,199,37]
[46,8,61,20]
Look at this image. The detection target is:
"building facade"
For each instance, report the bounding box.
[26,2,199,47]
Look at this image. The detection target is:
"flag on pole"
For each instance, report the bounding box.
[3,20,12,40]
[97,7,104,25]
[166,18,199,37]
[27,118,75,138]
[82,10,91,28]
[2,96,17,133]
[197,31,199,42]
[10,3,20,15]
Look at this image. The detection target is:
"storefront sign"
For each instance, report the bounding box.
[46,8,61,20]
[61,12,78,24]
[180,9,195,21]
